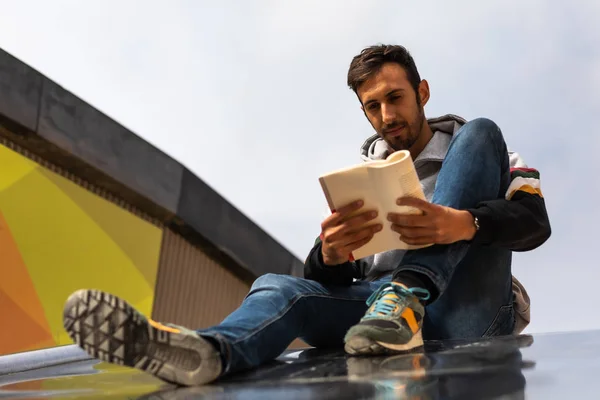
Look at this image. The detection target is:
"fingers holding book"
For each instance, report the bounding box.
[320,200,383,265]
[388,197,477,245]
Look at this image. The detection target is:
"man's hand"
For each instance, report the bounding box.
[388,197,476,246]
[320,200,382,265]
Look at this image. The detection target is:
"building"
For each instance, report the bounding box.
[0,47,304,356]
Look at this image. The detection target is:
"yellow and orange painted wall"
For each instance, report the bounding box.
[0,142,163,356]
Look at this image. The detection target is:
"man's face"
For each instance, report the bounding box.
[357,63,429,152]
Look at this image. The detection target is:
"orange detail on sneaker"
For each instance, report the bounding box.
[401,308,419,334]
[148,319,181,334]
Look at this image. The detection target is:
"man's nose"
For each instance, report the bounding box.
[381,104,395,125]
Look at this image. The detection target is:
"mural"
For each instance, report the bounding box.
[0,143,163,355]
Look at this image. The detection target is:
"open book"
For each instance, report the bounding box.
[318,150,432,260]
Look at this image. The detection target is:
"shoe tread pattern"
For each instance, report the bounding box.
[62,289,216,385]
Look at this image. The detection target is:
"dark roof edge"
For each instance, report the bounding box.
[0,47,304,281]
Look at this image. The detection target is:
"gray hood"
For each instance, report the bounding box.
[359,114,467,161]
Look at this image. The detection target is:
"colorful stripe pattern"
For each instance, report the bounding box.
[506,168,543,200]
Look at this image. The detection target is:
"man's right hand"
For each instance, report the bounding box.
[320,200,382,265]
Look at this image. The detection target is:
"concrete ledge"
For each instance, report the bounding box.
[0,49,41,132]
[0,345,90,376]
[37,79,184,212]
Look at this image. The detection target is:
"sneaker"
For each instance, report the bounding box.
[344,282,429,355]
[62,289,222,386]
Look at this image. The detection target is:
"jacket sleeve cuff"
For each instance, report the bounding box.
[304,242,357,285]
[309,241,328,269]
[466,208,495,245]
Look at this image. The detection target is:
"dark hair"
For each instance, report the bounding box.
[347,44,421,101]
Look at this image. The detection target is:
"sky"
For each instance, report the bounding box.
[1,0,599,335]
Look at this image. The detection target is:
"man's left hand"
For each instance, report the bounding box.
[388,197,477,245]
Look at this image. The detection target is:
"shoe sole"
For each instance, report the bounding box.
[62,289,221,386]
[345,330,424,356]
[345,336,388,356]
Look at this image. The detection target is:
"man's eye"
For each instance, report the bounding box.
[367,104,379,111]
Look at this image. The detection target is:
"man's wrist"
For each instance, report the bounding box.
[460,210,478,241]
[320,247,342,266]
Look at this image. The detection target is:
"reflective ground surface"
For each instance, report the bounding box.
[1,329,596,399]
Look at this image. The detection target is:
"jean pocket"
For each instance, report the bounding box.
[482,304,515,337]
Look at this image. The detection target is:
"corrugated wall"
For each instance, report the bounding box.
[152,229,308,348]
[152,229,250,328]
[152,229,307,348]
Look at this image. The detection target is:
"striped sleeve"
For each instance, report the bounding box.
[505,168,543,200]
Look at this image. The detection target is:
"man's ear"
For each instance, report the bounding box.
[418,79,430,106]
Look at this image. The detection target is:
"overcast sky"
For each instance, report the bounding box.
[1,0,598,335]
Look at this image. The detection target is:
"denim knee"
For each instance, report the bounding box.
[461,117,504,145]
[251,273,293,289]
[248,273,299,300]
[454,117,506,160]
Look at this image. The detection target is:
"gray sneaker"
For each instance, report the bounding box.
[344,282,429,355]
[62,289,222,386]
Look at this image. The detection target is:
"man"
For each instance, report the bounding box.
[62,44,550,386]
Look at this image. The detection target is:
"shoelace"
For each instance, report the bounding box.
[366,282,431,317]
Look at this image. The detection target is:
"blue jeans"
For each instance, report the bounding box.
[198,118,515,376]
[198,273,393,376]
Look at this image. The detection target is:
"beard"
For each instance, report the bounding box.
[381,106,425,151]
